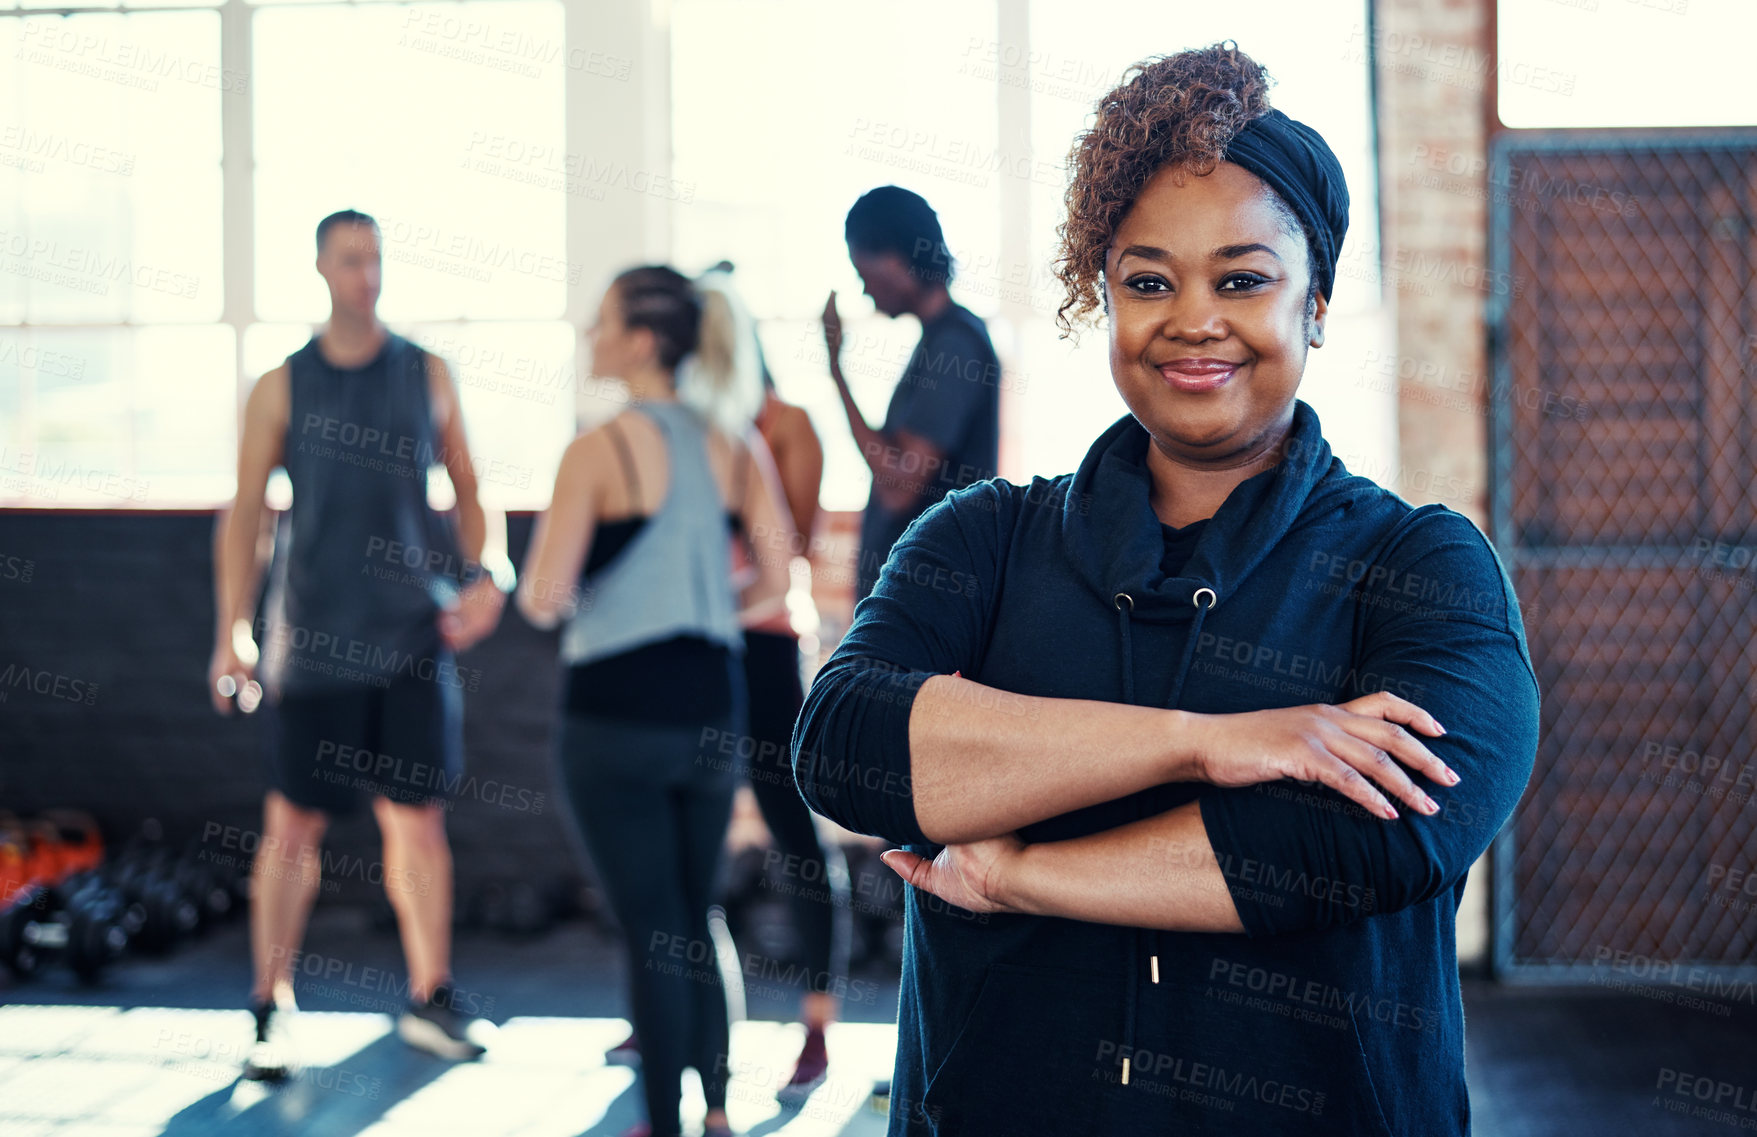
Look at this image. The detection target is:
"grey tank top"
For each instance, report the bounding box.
[262,331,463,695]
[560,401,742,666]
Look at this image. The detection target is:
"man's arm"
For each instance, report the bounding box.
[209,366,288,713]
[429,353,507,566]
[428,354,507,650]
[820,290,946,516]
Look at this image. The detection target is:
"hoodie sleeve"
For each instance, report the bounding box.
[792,480,1013,847]
[1196,507,1540,937]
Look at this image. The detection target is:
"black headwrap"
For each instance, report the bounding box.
[1223,108,1350,301]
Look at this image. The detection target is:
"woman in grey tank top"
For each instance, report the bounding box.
[517,266,792,1137]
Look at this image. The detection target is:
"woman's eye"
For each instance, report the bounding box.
[1125,276,1169,294]
[1219,273,1270,292]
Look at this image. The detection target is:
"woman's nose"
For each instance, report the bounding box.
[1161,290,1226,343]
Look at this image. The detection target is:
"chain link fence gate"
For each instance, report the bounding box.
[1487,129,1757,983]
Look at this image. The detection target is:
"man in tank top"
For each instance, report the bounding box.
[209,209,510,1079]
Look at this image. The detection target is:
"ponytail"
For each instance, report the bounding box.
[676,272,764,433]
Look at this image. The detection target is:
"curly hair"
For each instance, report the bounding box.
[1053,42,1304,339]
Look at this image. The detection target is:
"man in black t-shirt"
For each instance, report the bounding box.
[822,186,1002,602]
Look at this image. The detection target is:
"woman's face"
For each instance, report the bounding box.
[1104,160,1326,467]
[585,286,652,379]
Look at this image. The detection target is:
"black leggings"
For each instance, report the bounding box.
[554,710,737,1137]
[743,632,851,991]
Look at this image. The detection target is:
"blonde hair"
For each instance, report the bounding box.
[676,270,764,433]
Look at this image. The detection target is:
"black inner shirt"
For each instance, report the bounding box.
[1160,517,1211,578]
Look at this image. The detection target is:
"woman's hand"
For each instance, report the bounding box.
[1184,691,1456,820]
[880,834,1026,916]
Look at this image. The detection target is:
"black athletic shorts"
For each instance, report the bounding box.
[262,671,464,817]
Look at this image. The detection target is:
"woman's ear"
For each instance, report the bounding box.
[628,325,660,367]
[1307,288,1328,349]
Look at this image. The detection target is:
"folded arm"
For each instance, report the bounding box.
[795,487,1458,856]
[895,511,1541,936]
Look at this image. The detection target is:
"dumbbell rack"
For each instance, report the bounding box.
[0,812,248,985]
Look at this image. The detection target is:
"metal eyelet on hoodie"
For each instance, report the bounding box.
[1193,586,1216,609]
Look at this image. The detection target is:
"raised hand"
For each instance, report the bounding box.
[821,290,844,364]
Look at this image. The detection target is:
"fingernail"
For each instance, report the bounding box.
[1384,804,1399,820]
[1424,795,1439,813]
[1446,768,1461,785]
[1436,722,1448,735]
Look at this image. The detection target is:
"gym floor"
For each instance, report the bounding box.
[2,912,1754,1136]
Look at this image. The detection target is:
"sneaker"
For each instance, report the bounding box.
[775,1026,828,1106]
[397,983,496,1060]
[605,1029,641,1067]
[242,996,296,1081]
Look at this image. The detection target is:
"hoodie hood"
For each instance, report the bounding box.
[1063,399,1358,621]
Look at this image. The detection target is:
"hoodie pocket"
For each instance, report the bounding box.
[1346,1005,1399,1137]
[1107,975,1398,1137]
[921,962,1113,1137]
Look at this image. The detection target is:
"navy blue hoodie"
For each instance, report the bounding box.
[793,401,1540,1136]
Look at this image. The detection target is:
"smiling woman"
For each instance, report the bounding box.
[792,41,1539,1137]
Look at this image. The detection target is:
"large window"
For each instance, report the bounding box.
[3,0,1390,510]
[1497,0,1757,129]
[1,0,575,508]
[2,11,229,504]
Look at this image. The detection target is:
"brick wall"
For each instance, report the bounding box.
[1374,0,1496,526]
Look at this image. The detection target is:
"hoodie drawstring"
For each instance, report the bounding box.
[1112,585,1216,1087]
[1112,593,1137,1083]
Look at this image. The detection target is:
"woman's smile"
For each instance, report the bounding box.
[1155,356,1246,392]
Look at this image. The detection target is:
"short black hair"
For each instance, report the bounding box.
[844,186,954,286]
[316,209,379,255]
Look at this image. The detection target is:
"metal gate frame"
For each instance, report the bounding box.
[1486,127,1757,983]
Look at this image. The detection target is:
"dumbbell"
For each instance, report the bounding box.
[59,871,133,977]
[107,850,199,954]
[170,844,237,930]
[0,877,128,981]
